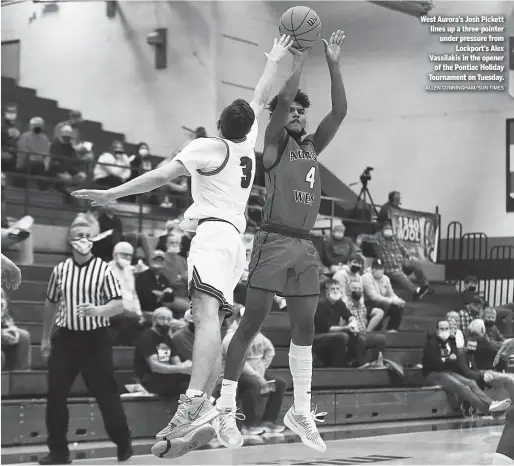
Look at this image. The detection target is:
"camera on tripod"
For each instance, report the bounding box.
[360,166,374,185]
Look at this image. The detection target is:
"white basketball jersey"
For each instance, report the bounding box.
[174,121,258,233]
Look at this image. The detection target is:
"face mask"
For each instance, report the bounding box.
[116,257,131,269]
[333,233,344,240]
[155,324,171,336]
[33,127,43,134]
[70,238,93,255]
[62,136,72,143]
[167,245,180,254]
[383,230,393,238]
[139,149,149,157]
[484,320,495,328]
[328,292,342,302]
[351,291,362,301]
[350,265,361,274]
[438,330,450,341]
[467,286,477,292]
[4,112,16,121]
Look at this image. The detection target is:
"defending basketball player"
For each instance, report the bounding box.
[1,253,22,290]
[72,35,293,459]
[216,30,347,452]
[493,338,514,465]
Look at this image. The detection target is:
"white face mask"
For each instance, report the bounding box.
[116,257,131,269]
[328,292,342,302]
[70,238,93,255]
[167,245,180,254]
[139,149,149,157]
[438,330,450,341]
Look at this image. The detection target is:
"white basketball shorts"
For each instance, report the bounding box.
[187,220,246,318]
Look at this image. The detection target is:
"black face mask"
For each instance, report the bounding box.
[350,265,361,274]
[33,127,43,134]
[188,322,195,334]
[351,291,362,301]
[484,320,495,328]
[155,324,171,336]
[467,286,477,292]
[61,136,72,144]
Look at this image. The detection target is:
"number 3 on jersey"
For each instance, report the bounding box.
[240,156,253,189]
[305,167,316,189]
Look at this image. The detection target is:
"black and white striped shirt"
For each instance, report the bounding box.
[47,257,122,331]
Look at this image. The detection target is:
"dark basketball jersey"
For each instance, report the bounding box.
[262,134,321,231]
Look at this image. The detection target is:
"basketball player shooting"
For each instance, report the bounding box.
[216,30,347,452]
[73,35,294,459]
[493,338,514,465]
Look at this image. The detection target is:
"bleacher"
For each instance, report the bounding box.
[2,75,511,464]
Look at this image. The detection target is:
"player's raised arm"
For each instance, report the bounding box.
[312,30,347,155]
[250,35,294,120]
[72,138,220,206]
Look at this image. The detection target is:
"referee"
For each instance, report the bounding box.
[39,214,132,465]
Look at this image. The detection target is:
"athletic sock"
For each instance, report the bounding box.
[289,342,313,415]
[216,379,238,411]
[185,389,205,399]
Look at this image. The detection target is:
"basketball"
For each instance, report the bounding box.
[279,6,322,51]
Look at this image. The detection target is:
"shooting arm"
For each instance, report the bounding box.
[312,63,347,154]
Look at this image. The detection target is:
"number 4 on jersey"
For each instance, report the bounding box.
[305,167,316,189]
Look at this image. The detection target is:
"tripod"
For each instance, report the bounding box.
[350,178,379,219]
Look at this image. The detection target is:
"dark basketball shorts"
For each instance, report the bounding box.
[247,230,320,297]
[496,406,514,462]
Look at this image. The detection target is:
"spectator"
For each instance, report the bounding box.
[460,275,513,337]
[458,295,485,336]
[220,306,287,435]
[155,219,181,252]
[377,191,401,224]
[1,177,34,265]
[94,140,132,188]
[323,224,357,272]
[171,308,195,362]
[160,230,190,316]
[1,287,31,370]
[130,142,153,179]
[343,281,387,367]
[360,222,430,300]
[39,213,132,465]
[50,124,87,200]
[16,117,51,188]
[362,259,405,332]
[446,311,465,350]
[108,242,144,346]
[313,279,352,367]
[467,318,503,370]
[135,250,175,314]
[134,307,192,399]
[156,156,190,209]
[1,104,21,173]
[53,110,82,147]
[333,253,364,299]
[421,320,510,416]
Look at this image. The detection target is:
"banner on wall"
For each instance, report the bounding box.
[389,207,439,263]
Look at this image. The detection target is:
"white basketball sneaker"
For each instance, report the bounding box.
[211,408,245,449]
[283,405,327,452]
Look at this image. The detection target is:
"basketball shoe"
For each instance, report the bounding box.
[211,408,245,448]
[283,405,327,452]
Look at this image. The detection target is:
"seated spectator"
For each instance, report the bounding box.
[313,280,352,367]
[421,320,510,416]
[333,254,364,298]
[160,231,190,316]
[16,117,51,189]
[467,318,504,371]
[484,307,506,344]
[446,311,465,350]
[134,308,191,399]
[129,142,153,179]
[94,140,131,188]
[323,223,357,273]
[171,309,196,361]
[359,222,430,300]
[220,306,287,435]
[53,110,83,146]
[460,275,513,337]
[1,104,21,173]
[1,287,30,370]
[377,191,401,224]
[135,250,175,313]
[108,242,144,346]
[91,202,151,264]
[49,124,87,200]
[458,295,484,337]
[155,220,181,252]
[362,259,405,332]
[343,281,387,368]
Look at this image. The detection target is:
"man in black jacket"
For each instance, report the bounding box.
[422,320,511,415]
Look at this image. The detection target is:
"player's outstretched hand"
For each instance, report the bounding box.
[72,188,114,206]
[265,35,294,62]
[1,254,21,290]
[323,29,345,65]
